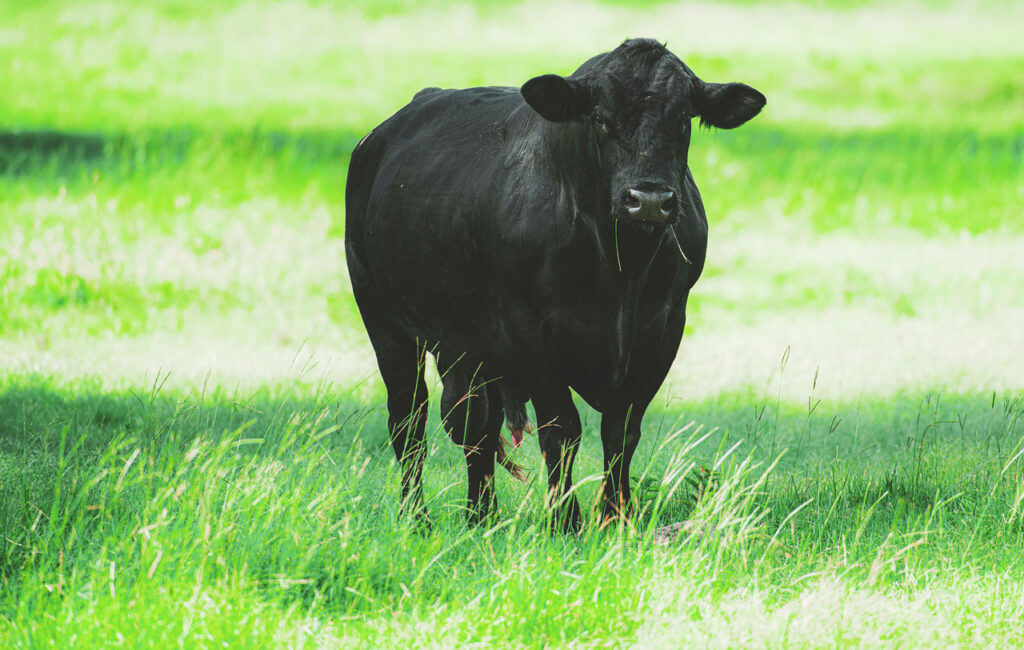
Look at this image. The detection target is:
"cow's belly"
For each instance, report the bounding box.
[368,271,525,373]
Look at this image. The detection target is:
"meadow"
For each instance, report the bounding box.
[1,0,1023,646]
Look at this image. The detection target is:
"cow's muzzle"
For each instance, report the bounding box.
[623,188,676,224]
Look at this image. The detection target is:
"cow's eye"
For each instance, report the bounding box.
[593,113,608,132]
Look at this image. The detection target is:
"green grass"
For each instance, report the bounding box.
[2,0,1024,646]
[3,378,1024,646]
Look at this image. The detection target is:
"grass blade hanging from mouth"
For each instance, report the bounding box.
[670,226,692,265]
[614,220,623,272]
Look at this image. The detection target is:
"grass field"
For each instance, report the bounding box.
[2,0,1023,646]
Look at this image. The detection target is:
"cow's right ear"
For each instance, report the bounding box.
[695,81,765,129]
[521,74,589,122]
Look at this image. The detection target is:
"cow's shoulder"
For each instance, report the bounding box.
[376,86,532,158]
[413,86,443,101]
[398,86,522,120]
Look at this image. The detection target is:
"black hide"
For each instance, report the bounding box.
[345,38,764,532]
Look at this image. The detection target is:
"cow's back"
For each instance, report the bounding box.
[347,85,535,248]
[345,86,546,356]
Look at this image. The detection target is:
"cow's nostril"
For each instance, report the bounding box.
[661,194,676,216]
[625,190,642,209]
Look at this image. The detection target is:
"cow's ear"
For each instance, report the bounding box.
[696,82,765,129]
[521,74,589,122]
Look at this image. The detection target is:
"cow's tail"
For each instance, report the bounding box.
[497,439,528,482]
[498,399,534,482]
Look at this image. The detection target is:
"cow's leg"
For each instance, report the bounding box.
[368,326,431,525]
[599,402,647,526]
[471,382,506,522]
[533,387,583,534]
[438,360,500,523]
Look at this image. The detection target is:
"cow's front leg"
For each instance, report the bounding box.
[599,403,644,526]
[534,387,583,534]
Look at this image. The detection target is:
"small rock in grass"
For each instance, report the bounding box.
[653,520,711,546]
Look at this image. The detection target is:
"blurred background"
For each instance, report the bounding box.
[2,0,1022,403]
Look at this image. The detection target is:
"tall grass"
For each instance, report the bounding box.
[2,377,1023,644]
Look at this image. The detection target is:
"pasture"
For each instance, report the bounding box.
[2,0,1023,645]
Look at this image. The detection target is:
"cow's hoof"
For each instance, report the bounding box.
[466,504,499,528]
[548,498,583,536]
[400,502,433,533]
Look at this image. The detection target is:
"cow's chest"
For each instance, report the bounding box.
[542,271,657,408]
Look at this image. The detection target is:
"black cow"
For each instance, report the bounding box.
[345,39,764,532]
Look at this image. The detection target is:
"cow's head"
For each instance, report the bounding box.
[521,39,764,229]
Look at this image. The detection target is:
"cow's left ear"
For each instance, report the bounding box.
[521,74,589,122]
[696,82,765,129]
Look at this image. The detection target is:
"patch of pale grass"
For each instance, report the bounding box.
[667,225,1024,402]
[89,0,1022,64]
[207,565,1024,647]
[673,305,1024,404]
[16,581,347,648]
[23,0,1024,67]
[352,0,1024,59]
[4,196,344,298]
[0,320,379,396]
[303,0,1024,62]
[633,573,1024,647]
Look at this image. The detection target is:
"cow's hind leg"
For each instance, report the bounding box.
[439,360,501,524]
[366,324,431,525]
